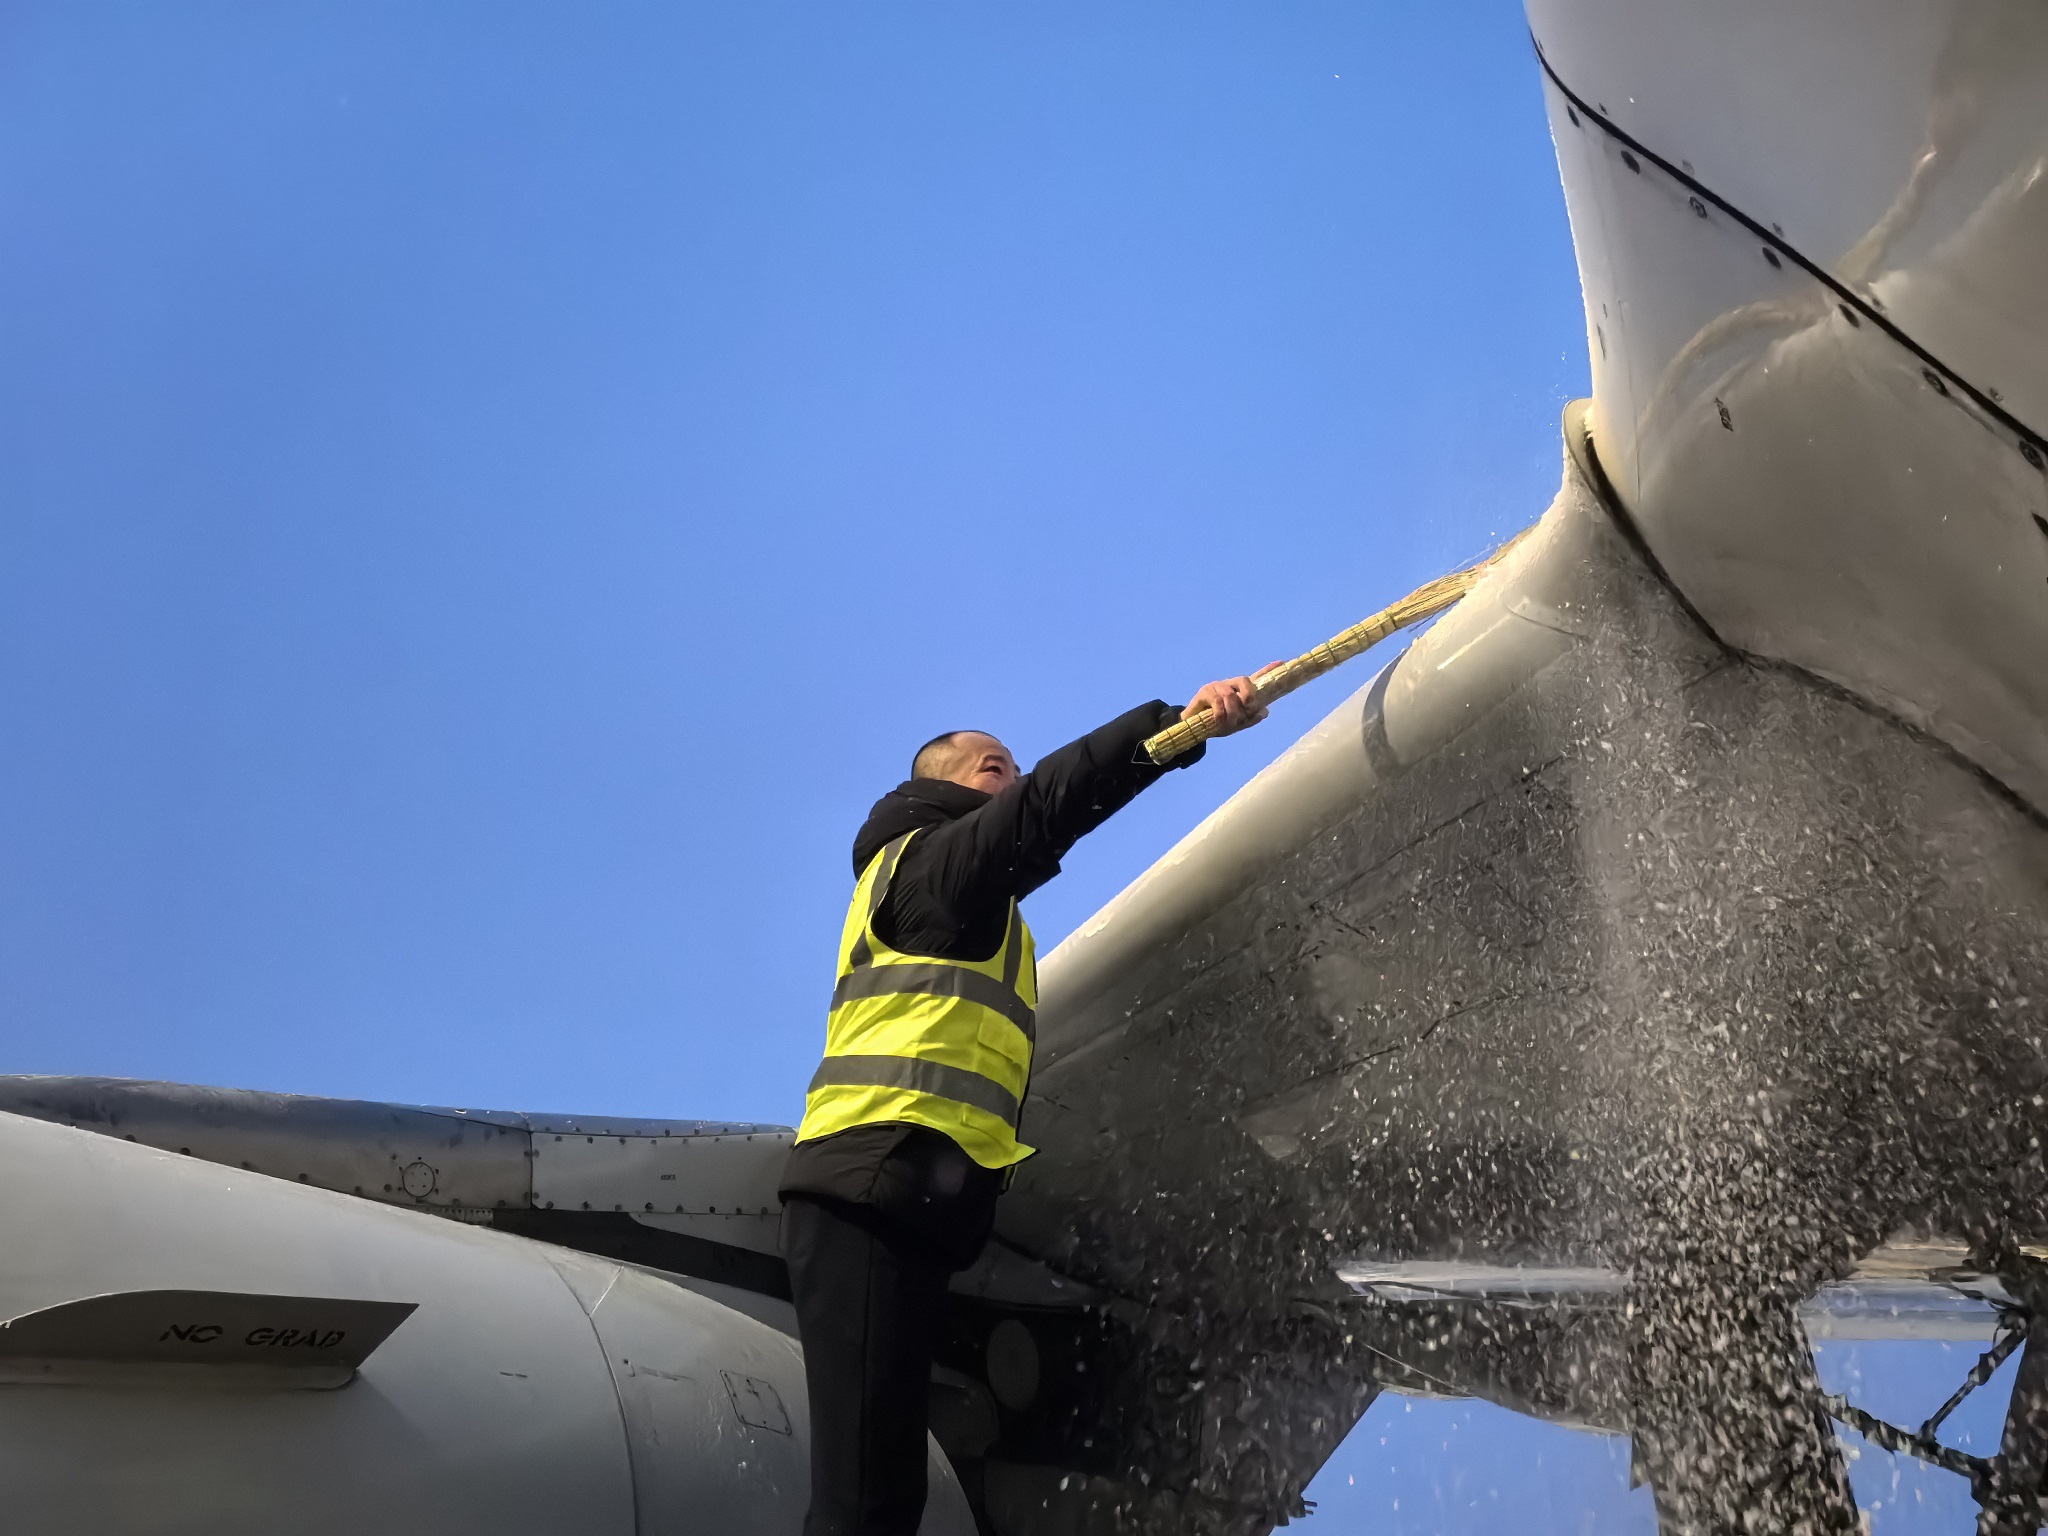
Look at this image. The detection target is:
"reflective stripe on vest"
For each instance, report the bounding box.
[794,829,1038,1169]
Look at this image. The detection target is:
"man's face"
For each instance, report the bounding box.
[943,733,1019,795]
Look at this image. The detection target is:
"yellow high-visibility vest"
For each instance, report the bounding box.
[795,830,1037,1169]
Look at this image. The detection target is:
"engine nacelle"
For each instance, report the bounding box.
[0,1111,974,1536]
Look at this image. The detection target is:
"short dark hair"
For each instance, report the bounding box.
[912,730,993,781]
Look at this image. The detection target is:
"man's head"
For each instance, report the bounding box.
[912,730,1019,795]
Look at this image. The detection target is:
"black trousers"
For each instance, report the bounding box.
[782,1132,999,1536]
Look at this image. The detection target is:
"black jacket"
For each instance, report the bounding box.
[779,700,1200,1218]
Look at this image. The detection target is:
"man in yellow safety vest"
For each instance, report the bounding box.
[780,678,1272,1536]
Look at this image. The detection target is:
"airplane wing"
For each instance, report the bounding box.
[6,2,2048,1534]
[977,0,2048,1524]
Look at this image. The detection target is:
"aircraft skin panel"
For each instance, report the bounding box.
[0,1111,975,1536]
[1032,471,1708,1062]
[1038,658,1400,1068]
[0,1113,638,1534]
[0,1074,796,1262]
[574,1260,977,1535]
[1526,0,2048,434]
[1527,0,2048,813]
[998,428,2048,1529]
[1019,430,2048,1274]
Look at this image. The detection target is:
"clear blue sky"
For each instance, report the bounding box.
[0,3,1752,1528]
[0,1,1582,1122]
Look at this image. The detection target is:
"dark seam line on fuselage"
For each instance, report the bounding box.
[1358,660,1405,783]
[1531,36,2048,454]
[1750,650,2048,835]
[1567,404,1738,658]
[1575,402,2048,834]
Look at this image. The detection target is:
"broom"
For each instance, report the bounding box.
[1140,530,1531,767]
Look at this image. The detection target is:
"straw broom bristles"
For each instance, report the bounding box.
[1141,530,1531,767]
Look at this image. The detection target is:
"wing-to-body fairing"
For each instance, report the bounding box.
[4,1,2046,1533]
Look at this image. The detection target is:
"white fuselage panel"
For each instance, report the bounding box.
[1528,0,2048,811]
[0,1113,973,1536]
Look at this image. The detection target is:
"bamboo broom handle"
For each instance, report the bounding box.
[1141,534,1527,767]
